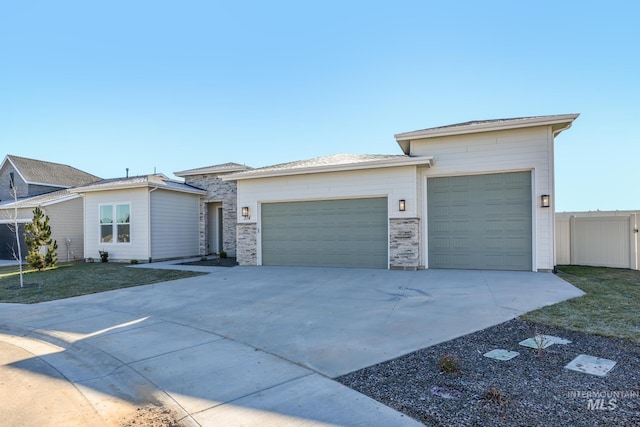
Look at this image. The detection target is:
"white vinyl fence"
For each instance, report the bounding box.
[556,211,639,270]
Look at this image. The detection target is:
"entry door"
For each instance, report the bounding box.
[217,207,223,253]
[427,172,532,271]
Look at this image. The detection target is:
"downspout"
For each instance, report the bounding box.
[79,194,86,261]
[148,187,158,263]
[549,121,573,272]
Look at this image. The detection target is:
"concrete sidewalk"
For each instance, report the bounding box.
[0,266,584,426]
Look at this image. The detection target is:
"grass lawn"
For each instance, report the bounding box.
[0,262,206,304]
[522,265,640,343]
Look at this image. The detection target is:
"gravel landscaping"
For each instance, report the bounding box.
[337,318,640,426]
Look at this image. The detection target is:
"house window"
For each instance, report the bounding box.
[100,204,130,243]
[9,172,14,189]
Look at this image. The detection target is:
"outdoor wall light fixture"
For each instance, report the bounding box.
[242,206,250,218]
[541,195,550,208]
[399,200,406,211]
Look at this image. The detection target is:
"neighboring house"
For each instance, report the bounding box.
[0,189,85,261]
[174,162,252,257]
[0,154,101,202]
[0,155,101,261]
[216,114,578,271]
[69,174,206,263]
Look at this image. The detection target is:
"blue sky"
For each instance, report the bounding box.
[1,1,638,211]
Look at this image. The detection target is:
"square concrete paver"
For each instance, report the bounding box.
[565,354,617,377]
[483,349,520,361]
[519,335,571,349]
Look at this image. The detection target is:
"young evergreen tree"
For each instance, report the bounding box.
[24,207,58,271]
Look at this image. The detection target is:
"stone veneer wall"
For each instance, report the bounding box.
[236,223,257,265]
[389,218,421,270]
[183,174,238,257]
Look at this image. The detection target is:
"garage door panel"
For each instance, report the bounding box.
[428,172,532,271]
[262,198,388,269]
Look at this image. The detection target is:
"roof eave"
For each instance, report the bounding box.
[175,168,248,177]
[40,194,80,206]
[69,183,150,193]
[1,156,29,185]
[70,182,206,195]
[0,193,79,209]
[223,157,434,181]
[24,181,72,189]
[394,114,580,145]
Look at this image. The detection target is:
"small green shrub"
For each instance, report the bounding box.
[130,259,139,264]
[438,353,461,373]
[99,250,109,262]
[219,250,227,259]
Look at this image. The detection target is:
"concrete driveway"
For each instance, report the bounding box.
[0,265,584,426]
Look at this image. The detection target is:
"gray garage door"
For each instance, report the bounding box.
[262,198,388,268]
[427,172,532,271]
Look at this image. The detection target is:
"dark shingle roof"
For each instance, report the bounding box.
[0,188,78,209]
[5,155,101,187]
[70,174,206,195]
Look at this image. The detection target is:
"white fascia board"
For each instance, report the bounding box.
[24,182,72,188]
[70,182,206,195]
[174,166,248,177]
[0,194,78,209]
[3,156,29,184]
[40,194,80,206]
[223,157,434,181]
[69,183,149,193]
[394,114,580,141]
[0,218,31,224]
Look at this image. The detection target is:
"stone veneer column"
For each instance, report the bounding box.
[236,223,257,265]
[198,199,207,256]
[389,218,421,270]
[184,175,238,256]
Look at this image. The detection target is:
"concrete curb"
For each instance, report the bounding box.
[0,322,198,426]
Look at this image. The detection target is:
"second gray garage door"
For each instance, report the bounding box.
[427,171,532,271]
[261,198,388,268]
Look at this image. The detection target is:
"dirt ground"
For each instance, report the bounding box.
[118,405,186,427]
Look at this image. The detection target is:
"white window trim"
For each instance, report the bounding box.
[98,202,131,245]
